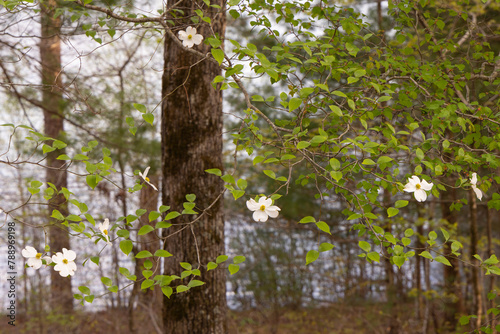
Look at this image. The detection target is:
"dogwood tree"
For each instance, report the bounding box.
[3,0,500,332]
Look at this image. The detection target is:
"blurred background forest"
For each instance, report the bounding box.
[1,0,500,333]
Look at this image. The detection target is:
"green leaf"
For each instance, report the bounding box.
[237,179,247,190]
[180,262,192,270]
[216,255,228,263]
[119,240,133,256]
[393,256,405,268]
[78,286,91,295]
[233,255,246,264]
[367,252,380,262]
[358,241,371,252]
[205,168,222,176]
[51,209,65,221]
[176,285,190,293]
[297,141,311,149]
[84,295,94,303]
[289,97,302,111]
[387,207,399,218]
[221,174,235,184]
[416,148,424,161]
[299,216,316,224]
[133,103,147,113]
[149,211,161,222]
[57,154,71,160]
[440,228,450,241]
[135,251,153,259]
[154,250,173,257]
[362,159,376,165]
[188,280,205,288]
[263,170,276,179]
[306,250,319,265]
[211,48,225,65]
[404,228,414,237]
[419,251,433,260]
[207,262,217,271]
[142,113,154,125]
[395,200,409,208]
[434,256,452,266]
[138,225,155,235]
[101,277,112,286]
[141,279,155,290]
[315,221,331,235]
[228,264,240,275]
[165,211,181,220]
[319,242,335,252]
[162,286,173,298]
[459,315,470,326]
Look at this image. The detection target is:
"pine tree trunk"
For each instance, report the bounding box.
[161,1,227,332]
[40,0,73,313]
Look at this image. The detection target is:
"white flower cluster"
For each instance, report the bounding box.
[22,219,113,277]
[22,246,77,277]
[403,173,483,202]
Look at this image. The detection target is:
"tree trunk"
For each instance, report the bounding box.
[469,189,483,328]
[40,0,73,313]
[440,184,464,329]
[161,2,227,332]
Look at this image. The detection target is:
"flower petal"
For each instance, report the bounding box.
[178,31,188,39]
[185,26,197,35]
[192,34,203,45]
[142,167,150,179]
[253,210,269,222]
[471,173,477,186]
[183,39,194,48]
[258,196,273,207]
[31,259,42,270]
[68,261,77,272]
[52,252,63,264]
[27,257,41,269]
[265,207,280,218]
[146,180,159,191]
[472,185,483,200]
[246,199,260,211]
[42,256,52,265]
[403,182,416,193]
[414,189,427,202]
[22,246,37,258]
[420,180,433,191]
[63,249,76,262]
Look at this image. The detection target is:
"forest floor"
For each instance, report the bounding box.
[1,303,475,333]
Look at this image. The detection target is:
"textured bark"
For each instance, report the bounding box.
[161,1,226,332]
[440,185,464,329]
[469,190,483,328]
[40,0,73,312]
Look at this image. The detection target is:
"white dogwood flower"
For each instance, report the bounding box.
[22,246,43,269]
[470,172,483,200]
[403,175,433,202]
[178,26,203,48]
[98,218,112,245]
[246,196,280,222]
[139,167,158,191]
[52,248,77,277]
